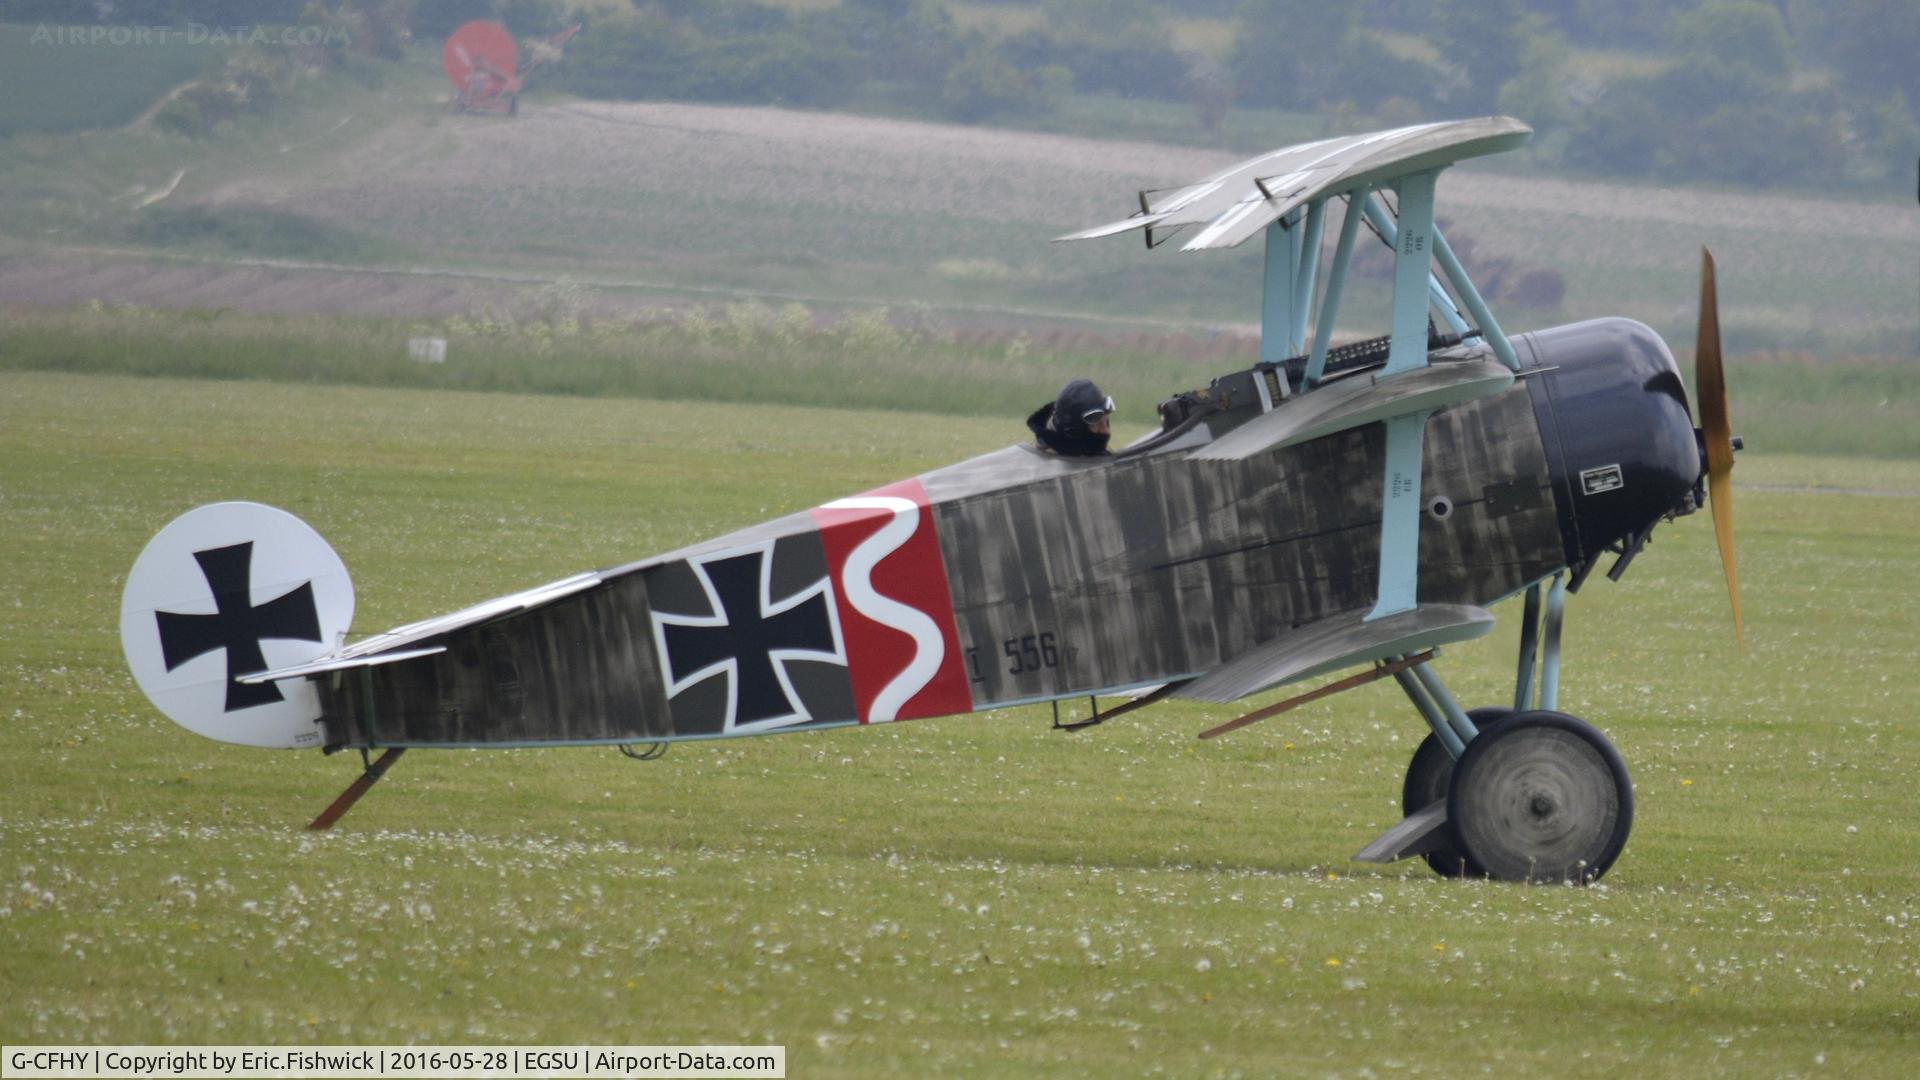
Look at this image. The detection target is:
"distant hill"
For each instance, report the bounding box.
[0,23,226,135]
[0,71,1911,353]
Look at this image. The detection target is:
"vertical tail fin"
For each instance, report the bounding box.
[119,502,354,748]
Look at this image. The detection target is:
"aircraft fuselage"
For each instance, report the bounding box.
[314,318,1699,748]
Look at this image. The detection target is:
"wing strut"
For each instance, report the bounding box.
[1367,410,1432,620]
[1375,172,1458,366]
[1432,224,1520,371]
[1304,192,1369,387]
[1359,189,1469,339]
[1260,211,1303,364]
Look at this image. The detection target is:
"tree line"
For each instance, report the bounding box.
[547,0,1920,190]
[9,0,1911,190]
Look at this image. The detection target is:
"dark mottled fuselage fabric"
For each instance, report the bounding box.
[318,383,1559,746]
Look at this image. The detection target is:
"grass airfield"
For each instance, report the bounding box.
[2,370,1917,1075]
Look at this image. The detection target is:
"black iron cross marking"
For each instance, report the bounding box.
[657,549,837,728]
[155,542,322,712]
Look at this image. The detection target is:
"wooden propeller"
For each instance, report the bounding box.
[1696,248,1744,650]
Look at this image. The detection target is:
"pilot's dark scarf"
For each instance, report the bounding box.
[1027,403,1112,457]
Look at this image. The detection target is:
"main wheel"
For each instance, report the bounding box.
[1447,711,1633,884]
[1403,707,1510,878]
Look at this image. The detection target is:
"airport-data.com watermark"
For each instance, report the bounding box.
[27,23,351,48]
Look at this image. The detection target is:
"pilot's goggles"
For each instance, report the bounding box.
[1081,396,1115,424]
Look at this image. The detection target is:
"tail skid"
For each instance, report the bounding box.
[308,748,406,830]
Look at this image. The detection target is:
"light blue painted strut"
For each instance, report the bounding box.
[1260,214,1299,365]
[1540,572,1566,710]
[1514,582,1542,711]
[1384,171,1439,377]
[1290,199,1325,354]
[1365,169,1448,622]
[1366,410,1432,621]
[1413,661,1480,746]
[1431,226,1520,371]
[1305,191,1369,388]
[1510,574,1568,711]
[1359,193,1469,338]
[1394,660,1479,759]
[1393,665,1462,759]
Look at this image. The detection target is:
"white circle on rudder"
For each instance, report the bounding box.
[119,502,353,748]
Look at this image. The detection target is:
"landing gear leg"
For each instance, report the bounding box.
[1514,574,1567,712]
[1401,707,1511,877]
[1351,657,1480,867]
[1356,574,1635,882]
[1444,575,1632,883]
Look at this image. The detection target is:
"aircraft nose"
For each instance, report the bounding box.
[1516,317,1704,584]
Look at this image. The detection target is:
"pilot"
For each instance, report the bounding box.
[1028,378,1114,457]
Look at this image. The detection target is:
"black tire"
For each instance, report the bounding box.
[1403,707,1510,878]
[1447,710,1633,884]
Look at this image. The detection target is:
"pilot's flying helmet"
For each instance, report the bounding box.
[1054,378,1114,436]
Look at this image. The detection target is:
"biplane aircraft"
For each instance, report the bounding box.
[120,118,1742,883]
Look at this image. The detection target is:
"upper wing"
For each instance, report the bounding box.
[1057,117,1531,253]
[1191,353,1514,461]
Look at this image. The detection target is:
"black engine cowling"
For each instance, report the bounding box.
[1516,318,1704,584]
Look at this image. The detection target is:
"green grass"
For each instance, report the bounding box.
[0,302,1242,428]
[5,304,1916,459]
[3,369,1918,1073]
[1682,352,1920,460]
[126,204,408,263]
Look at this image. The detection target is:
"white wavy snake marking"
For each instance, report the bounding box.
[820,496,948,723]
